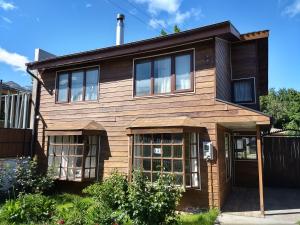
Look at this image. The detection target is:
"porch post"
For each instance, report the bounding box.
[256,125,265,216]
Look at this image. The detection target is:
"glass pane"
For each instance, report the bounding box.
[191,145,197,158]
[68,156,74,167]
[175,175,183,185]
[49,145,54,155]
[91,146,97,156]
[75,157,82,167]
[173,145,182,158]
[175,54,191,90]
[163,159,171,172]
[68,168,74,180]
[233,79,254,103]
[152,172,159,182]
[63,136,69,144]
[49,136,55,145]
[191,133,197,144]
[192,173,199,187]
[84,169,90,178]
[153,134,161,144]
[58,73,68,102]
[91,157,96,167]
[135,61,151,96]
[152,159,161,171]
[173,160,183,172]
[56,136,63,144]
[90,168,96,178]
[143,159,151,171]
[48,156,54,167]
[134,145,142,157]
[85,157,90,167]
[163,145,172,157]
[143,145,151,157]
[85,69,98,101]
[62,145,68,155]
[162,133,172,143]
[75,168,82,178]
[154,57,171,94]
[134,135,143,144]
[191,159,198,172]
[56,146,62,155]
[69,145,75,155]
[61,167,67,180]
[143,134,152,144]
[69,136,74,144]
[134,158,142,169]
[54,157,61,167]
[173,134,183,144]
[55,167,60,177]
[75,145,84,155]
[153,146,162,157]
[71,71,83,102]
[185,174,191,186]
[143,172,151,181]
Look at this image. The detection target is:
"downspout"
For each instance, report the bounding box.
[26,67,41,157]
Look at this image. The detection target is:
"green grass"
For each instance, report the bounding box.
[179,209,219,225]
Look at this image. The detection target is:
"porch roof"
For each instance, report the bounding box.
[45,120,106,136]
[126,116,205,134]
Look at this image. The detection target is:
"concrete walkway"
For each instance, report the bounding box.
[217,187,300,225]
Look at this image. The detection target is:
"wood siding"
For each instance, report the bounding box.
[215,38,231,102]
[36,39,269,209]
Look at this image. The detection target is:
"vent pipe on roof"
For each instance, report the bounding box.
[116,13,125,45]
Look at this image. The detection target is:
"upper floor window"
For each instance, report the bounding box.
[134,51,193,96]
[56,67,99,103]
[232,78,255,103]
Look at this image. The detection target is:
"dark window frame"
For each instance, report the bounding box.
[233,135,257,160]
[56,67,99,103]
[232,77,255,104]
[134,51,194,97]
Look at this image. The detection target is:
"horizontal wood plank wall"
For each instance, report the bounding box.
[231,40,260,110]
[36,39,269,209]
[0,128,32,158]
[215,38,231,102]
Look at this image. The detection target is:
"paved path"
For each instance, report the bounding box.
[218,187,300,225]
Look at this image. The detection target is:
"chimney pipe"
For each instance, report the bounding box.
[116,13,125,45]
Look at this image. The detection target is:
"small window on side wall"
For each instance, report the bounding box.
[232,78,255,103]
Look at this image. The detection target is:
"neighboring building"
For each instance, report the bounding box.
[26,20,270,210]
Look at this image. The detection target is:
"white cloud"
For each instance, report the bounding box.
[149,18,166,28]
[0,0,16,10]
[85,3,92,8]
[284,0,300,17]
[134,0,181,15]
[1,16,12,23]
[0,47,29,72]
[170,8,203,25]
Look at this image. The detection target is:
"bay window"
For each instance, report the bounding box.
[48,135,100,181]
[56,67,99,103]
[132,132,201,188]
[134,51,193,96]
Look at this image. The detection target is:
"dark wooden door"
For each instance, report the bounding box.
[263,136,300,188]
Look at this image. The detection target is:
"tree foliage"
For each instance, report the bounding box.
[160,29,168,36]
[174,25,181,33]
[260,88,300,130]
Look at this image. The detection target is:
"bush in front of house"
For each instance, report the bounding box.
[0,156,54,200]
[0,193,55,224]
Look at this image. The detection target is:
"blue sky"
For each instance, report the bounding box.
[0,0,299,90]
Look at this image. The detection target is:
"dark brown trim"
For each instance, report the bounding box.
[126,126,205,135]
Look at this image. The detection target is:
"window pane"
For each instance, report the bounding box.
[173,145,182,158]
[191,159,198,172]
[175,175,183,185]
[85,157,90,167]
[154,57,171,94]
[163,145,172,157]
[153,146,162,157]
[143,134,152,144]
[153,134,161,144]
[163,159,171,172]
[191,145,197,158]
[84,169,90,178]
[152,159,161,171]
[192,173,199,187]
[234,136,257,160]
[176,54,191,90]
[134,145,142,157]
[173,160,183,172]
[134,158,142,169]
[173,133,183,144]
[135,61,151,96]
[90,168,96,178]
[58,74,68,102]
[143,145,151,157]
[143,159,151,171]
[85,69,98,100]
[71,71,83,102]
[162,133,172,143]
[134,135,143,144]
[91,157,96,167]
[233,79,254,103]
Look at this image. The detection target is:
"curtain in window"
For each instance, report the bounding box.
[135,62,151,96]
[85,69,98,100]
[233,79,254,102]
[58,73,68,102]
[71,71,84,102]
[175,54,191,90]
[154,57,171,94]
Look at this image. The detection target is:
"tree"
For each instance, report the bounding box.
[160,29,167,36]
[260,88,300,130]
[174,25,181,33]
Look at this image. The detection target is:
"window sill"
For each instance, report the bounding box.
[133,90,195,100]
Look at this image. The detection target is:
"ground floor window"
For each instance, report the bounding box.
[224,133,232,181]
[48,135,99,181]
[132,132,201,189]
[234,136,257,160]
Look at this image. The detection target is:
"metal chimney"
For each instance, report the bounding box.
[116,13,125,45]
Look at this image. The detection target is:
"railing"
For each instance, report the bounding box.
[0,93,31,129]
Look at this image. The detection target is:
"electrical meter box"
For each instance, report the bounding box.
[203,141,213,160]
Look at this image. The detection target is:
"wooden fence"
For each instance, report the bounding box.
[263,136,300,188]
[0,128,32,158]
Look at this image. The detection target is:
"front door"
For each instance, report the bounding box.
[233,135,258,187]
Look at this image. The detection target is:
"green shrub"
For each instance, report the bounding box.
[0,193,55,224]
[125,172,182,225]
